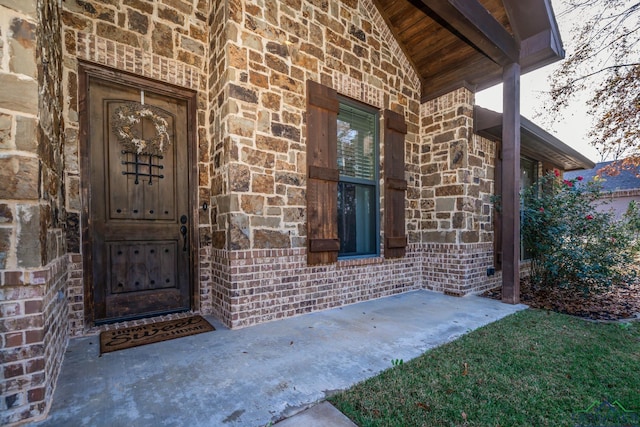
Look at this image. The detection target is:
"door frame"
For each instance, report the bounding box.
[78,61,199,327]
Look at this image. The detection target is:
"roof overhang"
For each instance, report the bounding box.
[373,0,565,102]
[474,106,596,171]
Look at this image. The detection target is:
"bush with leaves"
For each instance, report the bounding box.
[624,200,640,254]
[520,171,638,294]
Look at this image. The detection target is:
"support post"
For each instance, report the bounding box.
[501,63,521,304]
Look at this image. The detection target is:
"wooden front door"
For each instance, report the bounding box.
[85,73,193,324]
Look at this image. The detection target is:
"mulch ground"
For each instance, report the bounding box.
[482,277,640,321]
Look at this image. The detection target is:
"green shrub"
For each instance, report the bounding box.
[520,171,638,293]
[624,200,640,252]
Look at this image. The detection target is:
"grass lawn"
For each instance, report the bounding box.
[329,309,640,426]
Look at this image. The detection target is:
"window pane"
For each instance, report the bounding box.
[337,103,376,180]
[520,157,538,260]
[338,182,376,256]
[520,157,537,192]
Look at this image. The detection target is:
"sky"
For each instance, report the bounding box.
[475,1,602,164]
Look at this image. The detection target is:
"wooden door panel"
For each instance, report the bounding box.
[88,78,191,323]
[106,101,177,222]
[107,242,178,293]
[105,289,184,319]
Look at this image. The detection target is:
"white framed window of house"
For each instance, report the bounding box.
[336,97,380,258]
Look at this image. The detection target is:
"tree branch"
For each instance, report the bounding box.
[555,63,640,89]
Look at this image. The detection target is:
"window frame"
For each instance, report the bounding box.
[336,95,381,259]
[520,156,539,261]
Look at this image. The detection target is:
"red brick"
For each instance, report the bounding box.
[4,363,24,378]
[25,358,45,374]
[3,271,26,285]
[1,302,21,317]
[5,332,24,347]
[24,300,43,315]
[31,269,49,284]
[2,315,44,332]
[27,387,45,403]
[30,372,45,386]
[2,343,44,364]
[25,329,44,344]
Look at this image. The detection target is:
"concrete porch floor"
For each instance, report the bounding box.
[31,290,526,427]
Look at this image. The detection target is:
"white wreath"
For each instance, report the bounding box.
[113,105,170,155]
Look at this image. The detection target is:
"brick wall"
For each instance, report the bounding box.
[0,0,71,424]
[67,254,83,336]
[422,242,500,295]
[1,256,69,425]
[212,242,497,329]
[204,0,427,325]
[415,88,499,295]
[213,245,422,328]
[52,0,504,334]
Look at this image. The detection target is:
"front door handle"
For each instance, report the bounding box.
[180,225,187,251]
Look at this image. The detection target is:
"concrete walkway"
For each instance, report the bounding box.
[31,291,526,427]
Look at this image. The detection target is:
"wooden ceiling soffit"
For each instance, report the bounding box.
[418,0,518,66]
[372,0,426,89]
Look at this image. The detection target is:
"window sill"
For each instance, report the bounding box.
[337,255,384,267]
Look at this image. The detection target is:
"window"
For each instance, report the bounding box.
[520,157,539,260]
[520,157,538,193]
[305,80,406,265]
[494,148,544,268]
[336,99,379,257]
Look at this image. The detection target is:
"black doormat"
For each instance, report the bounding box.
[100,315,214,354]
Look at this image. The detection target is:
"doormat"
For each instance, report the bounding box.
[100,315,214,354]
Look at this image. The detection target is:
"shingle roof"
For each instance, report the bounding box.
[564,160,640,191]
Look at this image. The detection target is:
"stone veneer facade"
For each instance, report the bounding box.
[1,0,70,424]
[1,0,505,424]
[419,89,501,295]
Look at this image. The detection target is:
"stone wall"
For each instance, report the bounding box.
[60,0,211,331]
[203,0,228,318]
[0,0,41,270]
[420,88,495,245]
[214,0,421,252]
[39,0,66,266]
[417,88,499,294]
[52,0,502,332]
[0,0,71,424]
[206,0,424,325]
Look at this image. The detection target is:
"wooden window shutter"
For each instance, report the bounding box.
[306,80,340,265]
[494,140,503,270]
[383,110,407,258]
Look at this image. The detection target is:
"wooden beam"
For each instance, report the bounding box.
[419,0,519,66]
[520,29,565,72]
[501,62,521,304]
